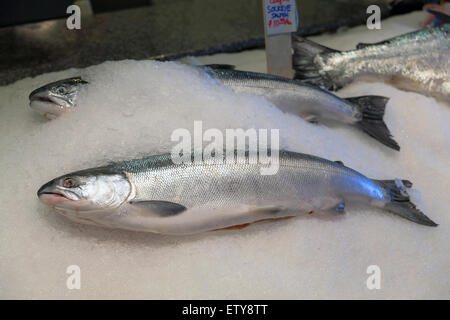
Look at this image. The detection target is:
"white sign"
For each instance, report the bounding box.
[264,0,298,36]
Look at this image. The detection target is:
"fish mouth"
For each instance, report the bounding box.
[37,185,102,214]
[29,90,59,106]
[38,191,67,198]
[29,93,63,119]
[30,95,55,104]
[37,181,72,203]
[37,191,72,206]
[29,87,61,106]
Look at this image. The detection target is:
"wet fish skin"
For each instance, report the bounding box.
[37,150,437,235]
[206,67,361,124]
[293,24,450,101]
[205,67,399,150]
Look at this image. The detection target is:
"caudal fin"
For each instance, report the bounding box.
[292,35,338,90]
[427,9,450,25]
[375,179,437,227]
[345,96,400,151]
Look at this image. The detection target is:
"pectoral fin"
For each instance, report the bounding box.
[129,200,187,217]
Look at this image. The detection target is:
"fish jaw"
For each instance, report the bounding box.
[38,186,120,227]
[38,192,72,206]
[37,179,82,207]
[29,90,68,119]
[38,187,119,228]
[29,100,64,119]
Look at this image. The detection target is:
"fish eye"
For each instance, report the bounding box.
[62,178,76,188]
[56,87,67,95]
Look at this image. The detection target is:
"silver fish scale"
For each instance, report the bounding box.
[207,69,359,123]
[321,24,450,100]
[117,151,385,211]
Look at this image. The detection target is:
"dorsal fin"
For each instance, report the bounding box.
[356,40,390,49]
[204,64,236,70]
[427,9,450,25]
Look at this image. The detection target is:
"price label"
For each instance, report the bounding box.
[264,0,298,36]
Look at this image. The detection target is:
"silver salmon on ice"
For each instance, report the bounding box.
[28,66,399,150]
[37,150,436,235]
[293,24,450,101]
[206,66,398,150]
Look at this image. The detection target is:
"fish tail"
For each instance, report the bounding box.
[426,9,450,26]
[292,35,338,89]
[346,95,400,151]
[374,179,438,227]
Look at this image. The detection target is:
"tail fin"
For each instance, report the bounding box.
[292,35,339,90]
[375,179,438,227]
[427,9,450,26]
[345,96,400,151]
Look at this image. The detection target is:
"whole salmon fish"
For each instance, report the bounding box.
[293,24,450,101]
[37,150,437,235]
[29,66,400,150]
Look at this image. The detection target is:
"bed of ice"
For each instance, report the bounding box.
[0,11,448,299]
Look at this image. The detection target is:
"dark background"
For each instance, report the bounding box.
[0,0,428,85]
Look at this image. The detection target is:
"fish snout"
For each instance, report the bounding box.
[37,179,58,198]
[37,179,74,207]
[29,87,49,102]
